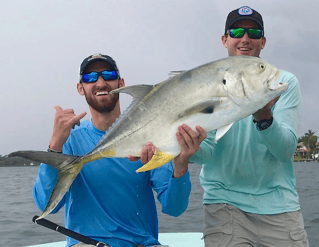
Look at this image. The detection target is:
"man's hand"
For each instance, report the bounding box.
[49,105,87,152]
[253,96,279,122]
[128,142,157,164]
[173,124,206,178]
[128,125,207,178]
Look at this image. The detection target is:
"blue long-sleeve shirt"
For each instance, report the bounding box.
[190,70,302,214]
[33,120,191,247]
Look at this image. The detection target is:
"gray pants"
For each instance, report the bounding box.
[203,203,308,247]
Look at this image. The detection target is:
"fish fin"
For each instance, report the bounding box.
[38,160,84,219]
[8,151,79,170]
[215,123,234,143]
[136,151,175,173]
[110,85,154,102]
[178,98,223,119]
[96,85,154,147]
[9,150,84,219]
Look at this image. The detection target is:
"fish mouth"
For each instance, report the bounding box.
[267,68,284,91]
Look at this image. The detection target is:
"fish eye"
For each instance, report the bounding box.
[260,64,265,70]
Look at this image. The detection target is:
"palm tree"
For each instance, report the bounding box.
[302,130,318,159]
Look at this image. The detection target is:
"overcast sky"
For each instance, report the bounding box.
[1,0,318,155]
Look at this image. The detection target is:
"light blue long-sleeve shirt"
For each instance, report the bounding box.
[191,70,301,214]
[33,120,191,247]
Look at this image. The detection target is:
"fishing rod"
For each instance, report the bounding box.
[32,215,111,247]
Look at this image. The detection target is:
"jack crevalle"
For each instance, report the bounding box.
[10,56,288,219]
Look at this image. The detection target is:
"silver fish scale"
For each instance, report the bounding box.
[87,56,284,160]
[11,56,287,219]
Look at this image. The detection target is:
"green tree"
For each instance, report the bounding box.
[300,130,318,159]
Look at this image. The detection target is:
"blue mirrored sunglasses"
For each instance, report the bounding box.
[81,70,119,83]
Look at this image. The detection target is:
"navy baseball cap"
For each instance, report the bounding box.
[224,6,264,35]
[79,53,120,78]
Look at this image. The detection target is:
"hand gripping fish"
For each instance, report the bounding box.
[9,56,288,219]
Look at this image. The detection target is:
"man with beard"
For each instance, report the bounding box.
[33,53,206,247]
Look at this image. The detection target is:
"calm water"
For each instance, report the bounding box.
[0,162,318,247]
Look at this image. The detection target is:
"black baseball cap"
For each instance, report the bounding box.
[79,53,120,77]
[224,6,264,35]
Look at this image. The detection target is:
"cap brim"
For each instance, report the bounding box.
[225,16,263,34]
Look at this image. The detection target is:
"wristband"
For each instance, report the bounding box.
[47,146,62,153]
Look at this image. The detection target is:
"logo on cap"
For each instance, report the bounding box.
[238,6,253,16]
[88,53,107,61]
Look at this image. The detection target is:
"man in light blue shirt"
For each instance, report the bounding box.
[189,6,308,247]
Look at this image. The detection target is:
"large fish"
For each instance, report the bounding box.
[10,56,288,219]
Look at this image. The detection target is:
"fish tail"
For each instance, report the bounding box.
[9,150,80,169]
[136,150,175,172]
[9,150,84,219]
[38,159,85,219]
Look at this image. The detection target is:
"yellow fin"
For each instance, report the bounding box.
[136,151,175,173]
[80,150,116,164]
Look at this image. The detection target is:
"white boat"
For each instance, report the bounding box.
[26,232,204,247]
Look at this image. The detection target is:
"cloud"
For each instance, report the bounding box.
[1,0,318,155]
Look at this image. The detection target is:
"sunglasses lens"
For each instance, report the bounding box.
[82,72,98,83]
[101,71,118,80]
[248,29,262,39]
[230,28,245,38]
[229,28,262,39]
[82,71,118,83]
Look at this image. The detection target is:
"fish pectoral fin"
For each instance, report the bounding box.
[177,98,223,119]
[38,162,85,219]
[136,151,175,173]
[215,123,234,143]
[110,85,154,102]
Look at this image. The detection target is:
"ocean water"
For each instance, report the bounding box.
[0,162,318,247]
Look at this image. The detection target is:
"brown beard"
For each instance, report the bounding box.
[82,83,120,113]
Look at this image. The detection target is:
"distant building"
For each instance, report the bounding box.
[294,142,310,157]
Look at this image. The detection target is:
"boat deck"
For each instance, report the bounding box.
[26,232,204,247]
